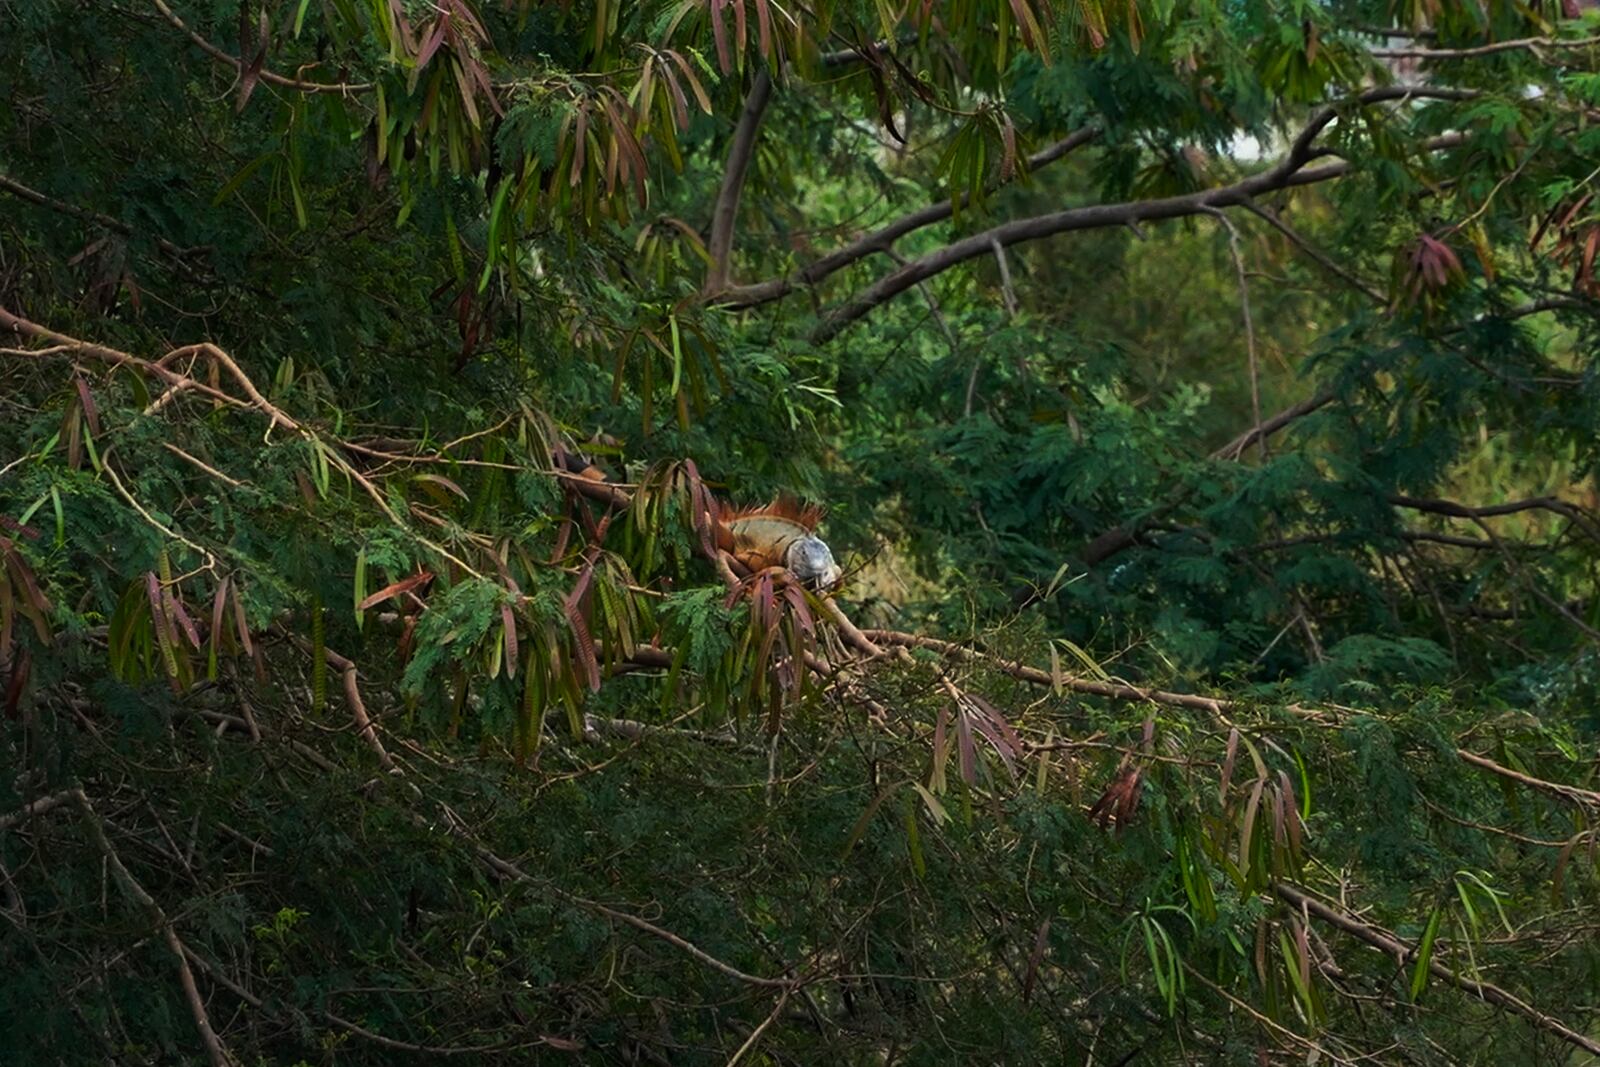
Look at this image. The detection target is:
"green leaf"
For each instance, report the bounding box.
[1409,907,1443,1002]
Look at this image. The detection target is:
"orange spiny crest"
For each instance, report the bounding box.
[717,495,824,531]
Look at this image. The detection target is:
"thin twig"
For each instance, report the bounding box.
[147,0,372,93]
[70,789,237,1067]
[1205,207,1264,461]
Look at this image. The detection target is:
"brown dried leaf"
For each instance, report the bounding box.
[358,571,434,612]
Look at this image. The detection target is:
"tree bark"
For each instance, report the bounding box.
[704,68,773,296]
[717,126,1099,310]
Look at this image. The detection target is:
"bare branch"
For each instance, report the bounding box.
[1371,35,1600,60]
[0,174,200,260]
[704,69,774,296]
[1243,201,1387,303]
[809,88,1475,341]
[1276,882,1600,1058]
[1205,208,1264,460]
[718,127,1100,309]
[70,789,238,1067]
[148,0,372,93]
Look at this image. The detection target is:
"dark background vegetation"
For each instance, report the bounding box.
[5,0,1600,1062]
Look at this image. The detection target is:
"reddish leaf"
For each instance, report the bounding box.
[231,581,255,659]
[74,377,101,438]
[710,0,731,73]
[417,13,451,70]
[956,708,977,784]
[414,473,469,500]
[3,547,52,644]
[4,646,29,720]
[164,589,202,649]
[1021,918,1051,1002]
[357,571,434,612]
[211,575,231,658]
[0,518,41,541]
[1220,727,1239,803]
[564,560,602,690]
[502,603,519,679]
[551,516,575,562]
[236,9,270,113]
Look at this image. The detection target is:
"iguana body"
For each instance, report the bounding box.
[716,499,842,591]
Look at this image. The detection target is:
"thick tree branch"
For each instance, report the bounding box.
[1242,202,1388,304]
[1275,882,1600,1057]
[148,0,372,93]
[1371,35,1600,60]
[809,87,1475,342]
[70,789,238,1067]
[0,173,203,261]
[704,69,774,296]
[1391,493,1600,542]
[718,126,1100,309]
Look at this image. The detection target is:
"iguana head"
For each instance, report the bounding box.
[785,535,842,591]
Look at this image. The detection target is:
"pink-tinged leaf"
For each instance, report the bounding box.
[956,709,977,784]
[564,599,601,690]
[164,590,202,649]
[74,378,101,438]
[1220,727,1239,802]
[237,9,270,113]
[967,693,1024,754]
[4,647,29,721]
[467,52,503,117]
[0,517,41,541]
[453,56,482,128]
[210,575,231,657]
[754,0,772,59]
[1239,776,1266,871]
[445,0,488,40]
[658,58,691,129]
[564,561,601,690]
[146,571,172,643]
[1280,769,1304,856]
[231,582,255,658]
[358,571,434,612]
[1021,918,1051,1002]
[502,603,519,679]
[1,572,16,661]
[710,0,732,73]
[551,516,575,562]
[731,0,746,61]
[1007,0,1039,49]
[417,14,450,70]
[967,711,1018,779]
[414,473,469,500]
[387,0,416,53]
[664,51,713,114]
[570,105,589,187]
[4,549,53,645]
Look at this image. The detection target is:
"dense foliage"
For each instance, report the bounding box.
[6,0,1600,1062]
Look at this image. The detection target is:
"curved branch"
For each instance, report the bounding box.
[1371,35,1600,60]
[71,789,238,1067]
[149,0,373,94]
[1275,882,1600,1058]
[809,87,1476,342]
[704,69,774,296]
[719,126,1100,310]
